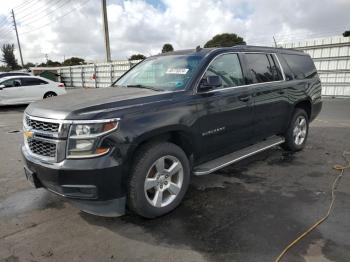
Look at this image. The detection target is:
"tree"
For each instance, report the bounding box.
[129,54,146,61]
[62,57,85,66]
[1,44,21,70]
[343,31,350,37]
[47,60,61,67]
[24,62,35,68]
[0,65,9,72]
[204,33,246,48]
[162,43,174,53]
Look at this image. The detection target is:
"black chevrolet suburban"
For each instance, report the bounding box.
[22,46,322,218]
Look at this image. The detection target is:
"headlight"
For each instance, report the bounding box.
[67,119,119,158]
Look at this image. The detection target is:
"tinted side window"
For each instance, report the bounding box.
[282,54,317,79]
[21,78,47,86]
[1,79,21,88]
[205,53,244,89]
[245,53,276,83]
[10,73,28,76]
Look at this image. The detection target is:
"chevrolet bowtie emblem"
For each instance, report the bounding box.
[24,130,34,139]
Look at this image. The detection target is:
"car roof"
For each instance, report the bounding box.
[0,75,47,81]
[0,72,30,75]
[154,45,305,58]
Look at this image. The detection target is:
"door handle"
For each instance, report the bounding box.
[238,95,251,102]
[278,90,285,94]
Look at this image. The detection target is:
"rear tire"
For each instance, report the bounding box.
[43,92,57,99]
[127,142,190,218]
[282,108,309,152]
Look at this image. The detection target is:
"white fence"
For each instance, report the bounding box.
[54,37,350,97]
[282,36,350,97]
[57,60,140,88]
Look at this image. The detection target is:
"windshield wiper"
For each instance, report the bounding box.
[126,84,164,92]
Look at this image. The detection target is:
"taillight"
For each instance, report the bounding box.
[58,83,65,88]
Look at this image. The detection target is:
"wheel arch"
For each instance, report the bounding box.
[126,126,197,169]
[43,91,57,98]
[294,98,312,120]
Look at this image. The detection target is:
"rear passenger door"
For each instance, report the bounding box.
[242,53,289,140]
[196,53,254,160]
[20,77,49,102]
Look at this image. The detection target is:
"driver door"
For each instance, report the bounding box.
[195,53,254,161]
[0,78,23,105]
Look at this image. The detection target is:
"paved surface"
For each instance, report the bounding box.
[0,98,350,262]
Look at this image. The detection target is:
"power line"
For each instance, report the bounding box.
[0,15,11,27]
[17,0,72,27]
[15,0,68,22]
[20,0,91,35]
[12,0,39,11]
[246,24,350,43]
[0,25,13,35]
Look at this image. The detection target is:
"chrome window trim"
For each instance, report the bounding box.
[195,51,287,94]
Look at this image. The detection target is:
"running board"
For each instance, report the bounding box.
[193,136,285,176]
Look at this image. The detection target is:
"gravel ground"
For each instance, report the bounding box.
[0,98,349,262]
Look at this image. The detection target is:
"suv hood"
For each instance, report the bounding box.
[25,87,173,120]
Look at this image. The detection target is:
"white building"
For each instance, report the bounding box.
[281,36,350,97]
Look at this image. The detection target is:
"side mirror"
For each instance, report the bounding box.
[198,75,222,92]
[0,84,4,90]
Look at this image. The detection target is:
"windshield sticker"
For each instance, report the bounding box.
[166,68,189,74]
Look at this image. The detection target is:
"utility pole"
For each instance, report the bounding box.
[11,9,24,67]
[273,36,277,48]
[101,0,111,62]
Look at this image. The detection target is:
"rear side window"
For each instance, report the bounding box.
[282,54,317,79]
[205,53,244,89]
[21,78,48,86]
[245,53,283,83]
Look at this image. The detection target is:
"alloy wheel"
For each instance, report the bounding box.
[293,115,307,145]
[144,155,184,208]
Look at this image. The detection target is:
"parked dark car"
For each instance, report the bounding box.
[0,72,30,79]
[21,46,322,218]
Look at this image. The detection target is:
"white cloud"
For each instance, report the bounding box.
[0,0,349,65]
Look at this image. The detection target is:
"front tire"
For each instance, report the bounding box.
[127,142,190,218]
[282,108,309,151]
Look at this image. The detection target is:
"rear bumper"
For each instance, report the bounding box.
[21,144,127,216]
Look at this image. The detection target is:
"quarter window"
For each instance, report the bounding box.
[205,53,244,89]
[282,54,317,79]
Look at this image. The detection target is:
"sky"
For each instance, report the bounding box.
[0,0,349,65]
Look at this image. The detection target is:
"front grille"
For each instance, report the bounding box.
[27,138,57,158]
[25,116,59,133]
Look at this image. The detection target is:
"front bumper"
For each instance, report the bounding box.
[21,144,127,216]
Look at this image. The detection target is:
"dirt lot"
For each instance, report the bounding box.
[0,98,350,262]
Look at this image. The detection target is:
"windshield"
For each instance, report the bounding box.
[113,55,203,91]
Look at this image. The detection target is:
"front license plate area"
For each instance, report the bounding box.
[24,166,41,188]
